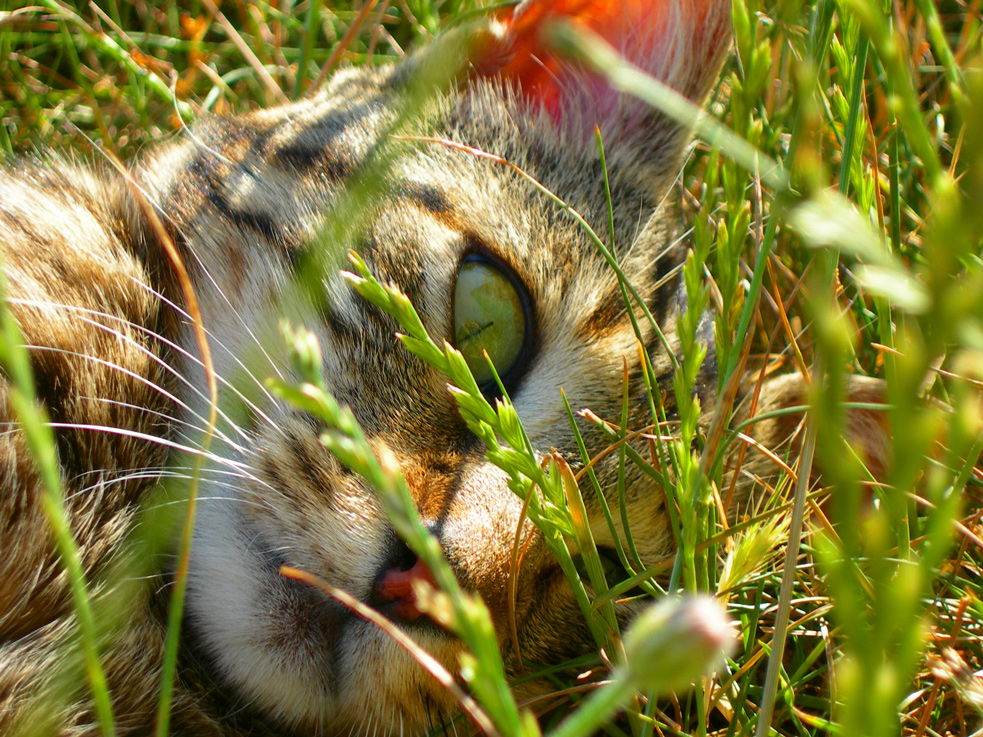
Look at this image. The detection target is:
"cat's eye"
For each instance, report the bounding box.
[453,254,533,394]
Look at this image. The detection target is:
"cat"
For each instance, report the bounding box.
[0,1,758,735]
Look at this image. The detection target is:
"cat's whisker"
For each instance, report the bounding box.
[621,196,647,262]
[69,464,174,482]
[68,484,283,517]
[66,469,179,502]
[67,462,278,500]
[180,121,238,169]
[151,494,280,515]
[14,298,287,443]
[81,395,248,454]
[651,259,685,294]
[8,294,194,367]
[149,237,288,384]
[22,342,195,411]
[43,422,253,471]
[77,396,187,426]
[242,528,280,563]
[71,308,283,441]
[20,343,256,453]
[7,298,215,408]
[150,453,291,505]
[112,281,291,436]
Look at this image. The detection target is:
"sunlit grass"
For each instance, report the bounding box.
[1,1,981,736]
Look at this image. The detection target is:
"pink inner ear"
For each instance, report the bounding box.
[472,0,729,121]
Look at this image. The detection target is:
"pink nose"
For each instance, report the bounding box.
[372,557,438,622]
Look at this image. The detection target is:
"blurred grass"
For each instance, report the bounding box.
[2,1,982,736]
[0,0,474,156]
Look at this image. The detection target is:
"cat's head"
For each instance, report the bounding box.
[172,1,732,733]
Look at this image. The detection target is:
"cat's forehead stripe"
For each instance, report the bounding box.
[390,180,452,217]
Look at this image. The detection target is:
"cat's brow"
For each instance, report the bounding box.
[387,179,484,248]
[390,180,452,216]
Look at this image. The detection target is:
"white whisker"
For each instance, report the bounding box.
[133,277,289,418]
[149,494,279,514]
[23,342,270,454]
[19,341,206,433]
[78,395,248,454]
[10,296,288,441]
[135,231,288,386]
[44,422,253,472]
[66,461,282,508]
[66,469,178,503]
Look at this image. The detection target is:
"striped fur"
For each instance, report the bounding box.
[1,2,734,735]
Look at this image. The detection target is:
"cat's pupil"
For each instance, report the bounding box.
[452,255,530,392]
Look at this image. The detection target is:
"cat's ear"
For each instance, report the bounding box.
[471,0,732,146]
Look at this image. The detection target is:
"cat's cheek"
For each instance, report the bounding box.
[336,629,463,732]
[184,493,355,726]
[185,478,461,732]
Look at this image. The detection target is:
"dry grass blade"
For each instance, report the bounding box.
[102,160,221,737]
[201,0,288,104]
[309,0,381,93]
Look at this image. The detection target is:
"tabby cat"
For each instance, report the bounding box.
[0,1,743,734]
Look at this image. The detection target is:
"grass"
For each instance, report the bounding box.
[1,1,982,736]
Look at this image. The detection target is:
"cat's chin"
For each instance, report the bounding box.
[185,490,461,735]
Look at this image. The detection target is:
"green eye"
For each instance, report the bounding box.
[453,255,531,391]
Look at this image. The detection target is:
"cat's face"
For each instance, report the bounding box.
[168,2,732,733]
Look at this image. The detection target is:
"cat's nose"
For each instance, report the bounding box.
[371,550,438,623]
